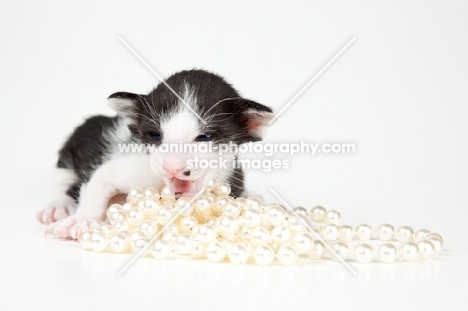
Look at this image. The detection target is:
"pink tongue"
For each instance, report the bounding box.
[173,178,192,193]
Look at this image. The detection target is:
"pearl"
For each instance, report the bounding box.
[308,240,326,260]
[320,224,340,241]
[160,186,173,197]
[157,205,174,225]
[205,241,225,262]
[220,240,234,253]
[213,182,231,196]
[228,243,250,265]
[355,224,372,241]
[109,233,130,253]
[108,211,126,225]
[244,197,262,211]
[426,233,444,244]
[106,204,123,218]
[417,240,435,259]
[129,230,146,246]
[151,240,171,260]
[378,243,397,264]
[142,199,161,215]
[253,244,275,265]
[195,224,216,244]
[266,205,287,226]
[162,231,178,244]
[131,238,151,256]
[292,206,309,219]
[323,210,341,225]
[204,179,217,192]
[127,208,147,226]
[212,196,231,213]
[330,242,349,261]
[190,241,206,259]
[175,197,195,216]
[242,208,262,228]
[271,226,292,245]
[174,234,192,255]
[143,187,159,198]
[127,188,143,202]
[194,196,212,214]
[277,245,298,265]
[396,226,414,243]
[237,226,251,240]
[353,243,373,263]
[309,206,326,223]
[414,228,431,243]
[377,224,394,241]
[139,221,159,239]
[79,231,92,250]
[100,224,114,237]
[223,201,242,217]
[122,202,133,212]
[339,226,353,242]
[288,215,308,233]
[178,216,198,233]
[399,242,419,262]
[89,231,107,252]
[113,220,131,232]
[250,226,270,246]
[427,237,443,255]
[292,232,314,254]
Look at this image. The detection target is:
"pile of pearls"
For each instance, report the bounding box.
[79,182,444,265]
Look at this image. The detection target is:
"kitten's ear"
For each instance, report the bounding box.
[107,92,143,124]
[240,99,274,140]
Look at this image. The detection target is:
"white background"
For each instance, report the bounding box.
[1,0,467,310]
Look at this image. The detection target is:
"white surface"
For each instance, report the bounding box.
[1,0,467,310]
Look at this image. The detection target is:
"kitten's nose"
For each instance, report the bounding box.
[164,167,180,177]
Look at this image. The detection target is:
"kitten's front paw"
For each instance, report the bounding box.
[46,216,101,240]
[37,205,75,224]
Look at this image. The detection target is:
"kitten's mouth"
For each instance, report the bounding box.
[171,177,200,197]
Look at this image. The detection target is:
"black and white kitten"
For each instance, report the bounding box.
[38,69,274,239]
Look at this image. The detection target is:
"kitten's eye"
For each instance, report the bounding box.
[147,132,161,142]
[195,134,212,142]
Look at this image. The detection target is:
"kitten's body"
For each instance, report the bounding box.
[38,69,273,239]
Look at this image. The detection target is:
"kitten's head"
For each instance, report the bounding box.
[107,69,273,197]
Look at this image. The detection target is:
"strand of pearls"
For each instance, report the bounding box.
[79,183,444,266]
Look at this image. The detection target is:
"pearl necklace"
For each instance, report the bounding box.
[78,182,444,266]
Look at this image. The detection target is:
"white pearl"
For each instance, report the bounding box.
[417,240,435,259]
[108,211,126,225]
[131,238,151,256]
[355,224,372,241]
[89,231,107,252]
[106,204,123,218]
[377,224,394,241]
[160,196,176,205]
[396,226,414,243]
[266,205,287,226]
[195,224,216,244]
[217,216,239,237]
[399,242,419,262]
[220,240,234,253]
[127,208,147,226]
[178,216,198,233]
[143,187,159,198]
[425,233,444,244]
[353,243,373,264]
[100,224,114,238]
[292,206,309,219]
[174,234,192,255]
[427,237,443,255]
[339,226,353,241]
[330,242,349,261]
[151,240,171,260]
[288,214,308,233]
[292,232,313,254]
[308,240,326,260]
[79,231,92,250]
[244,197,262,211]
[190,241,206,259]
[223,201,242,217]
[249,226,270,246]
[204,179,217,192]
[142,199,161,215]
[320,224,340,241]
[205,241,225,262]
[160,186,173,197]
[122,202,133,212]
[194,196,212,213]
[212,196,231,213]
[109,233,130,253]
[175,197,195,216]
[228,243,250,265]
[271,226,292,245]
[414,228,431,243]
[139,221,159,239]
[162,231,177,244]
[378,243,397,264]
[157,205,174,225]
[323,210,341,225]
[242,208,262,228]
[237,226,251,240]
[213,182,231,196]
[277,245,298,265]
[309,206,326,223]
[253,244,275,265]
[113,220,131,232]
[129,230,146,246]
[127,188,143,202]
